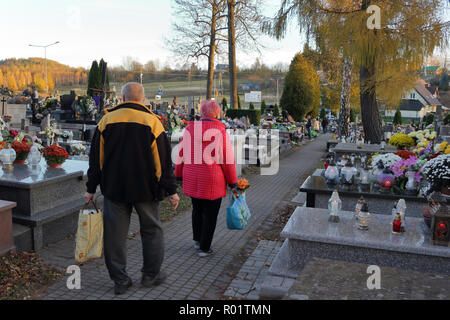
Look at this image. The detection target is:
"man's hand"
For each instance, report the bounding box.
[84,192,94,203]
[168,194,180,210]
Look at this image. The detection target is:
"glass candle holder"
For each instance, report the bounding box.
[0,144,16,171]
[328,191,342,223]
[377,168,395,191]
[325,161,339,185]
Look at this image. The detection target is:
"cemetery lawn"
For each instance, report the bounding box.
[159,182,192,222]
[0,252,64,300]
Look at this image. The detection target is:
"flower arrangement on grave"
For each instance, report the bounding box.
[389,156,425,195]
[78,96,97,119]
[409,129,436,144]
[3,115,11,124]
[11,138,32,164]
[160,115,170,132]
[3,129,19,144]
[42,144,69,168]
[370,153,402,169]
[415,141,444,161]
[421,154,450,196]
[232,178,251,199]
[167,111,182,134]
[71,143,86,155]
[395,150,415,160]
[60,130,73,142]
[388,133,415,149]
[434,142,450,155]
[42,98,59,110]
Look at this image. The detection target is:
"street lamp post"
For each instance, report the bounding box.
[29,41,60,94]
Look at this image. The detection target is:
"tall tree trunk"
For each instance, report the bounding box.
[360,0,383,144]
[227,0,238,109]
[338,57,352,138]
[360,59,383,143]
[206,7,218,100]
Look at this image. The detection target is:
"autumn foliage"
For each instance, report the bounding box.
[0,58,88,93]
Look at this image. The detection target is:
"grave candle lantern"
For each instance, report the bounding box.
[396,199,407,232]
[359,164,371,190]
[372,160,385,184]
[0,144,16,171]
[358,203,370,231]
[356,138,364,149]
[328,190,342,223]
[27,145,42,167]
[392,213,403,234]
[324,160,339,185]
[405,170,417,195]
[377,168,395,192]
[340,160,357,188]
[355,196,366,220]
[429,192,450,247]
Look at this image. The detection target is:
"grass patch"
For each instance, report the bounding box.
[0,252,64,300]
[159,182,192,222]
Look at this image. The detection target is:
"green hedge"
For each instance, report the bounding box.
[226,109,261,126]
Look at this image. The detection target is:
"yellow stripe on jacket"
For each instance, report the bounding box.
[97,106,165,177]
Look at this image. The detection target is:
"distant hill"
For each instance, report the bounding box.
[0,58,88,93]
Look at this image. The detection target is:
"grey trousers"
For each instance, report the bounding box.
[103,197,164,285]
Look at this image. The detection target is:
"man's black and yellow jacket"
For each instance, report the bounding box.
[86,102,177,203]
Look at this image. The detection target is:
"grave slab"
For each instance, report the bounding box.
[0,200,17,256]
[0,159,101,251]
[261,206,450,299]
[299,175,449,218]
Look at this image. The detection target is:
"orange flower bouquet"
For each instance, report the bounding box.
[42,144,69,168]
[232,178,251,199]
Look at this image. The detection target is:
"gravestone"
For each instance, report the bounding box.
[0,200,16,256]
[161,102,169,113]
[5,104,27,127]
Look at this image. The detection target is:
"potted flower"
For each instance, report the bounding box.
[370,153,402,169]
[78,97,97,121]
[388,133,415,150]
[3,115,11,127]
[42,144,69,168]
[422,154,450,196]
[389,156,424,195]
[11,140,31,164]
[60,130,72,143]
[71,143,86,156]
[11,139,32,164]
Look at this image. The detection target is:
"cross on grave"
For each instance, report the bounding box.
[1,96,6,116]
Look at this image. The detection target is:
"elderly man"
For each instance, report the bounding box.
[85,82,179,295]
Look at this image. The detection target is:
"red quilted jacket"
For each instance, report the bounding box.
[175,118,238,200]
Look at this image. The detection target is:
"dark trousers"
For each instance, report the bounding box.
[191,197,222,252]
[103,197,164,285]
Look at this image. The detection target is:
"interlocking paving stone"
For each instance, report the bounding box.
[37,135,329,300]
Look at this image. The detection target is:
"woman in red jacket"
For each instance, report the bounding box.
[175,100,238,257]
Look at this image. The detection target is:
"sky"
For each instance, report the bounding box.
[0,0,304,70]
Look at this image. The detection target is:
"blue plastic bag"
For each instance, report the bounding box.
[227,191,251,230]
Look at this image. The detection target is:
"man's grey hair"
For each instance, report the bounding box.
[121,82,145,102]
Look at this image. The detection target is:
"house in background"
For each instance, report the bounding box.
[385,79,442,122]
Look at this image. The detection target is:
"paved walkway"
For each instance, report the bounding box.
[38,134,330,300]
